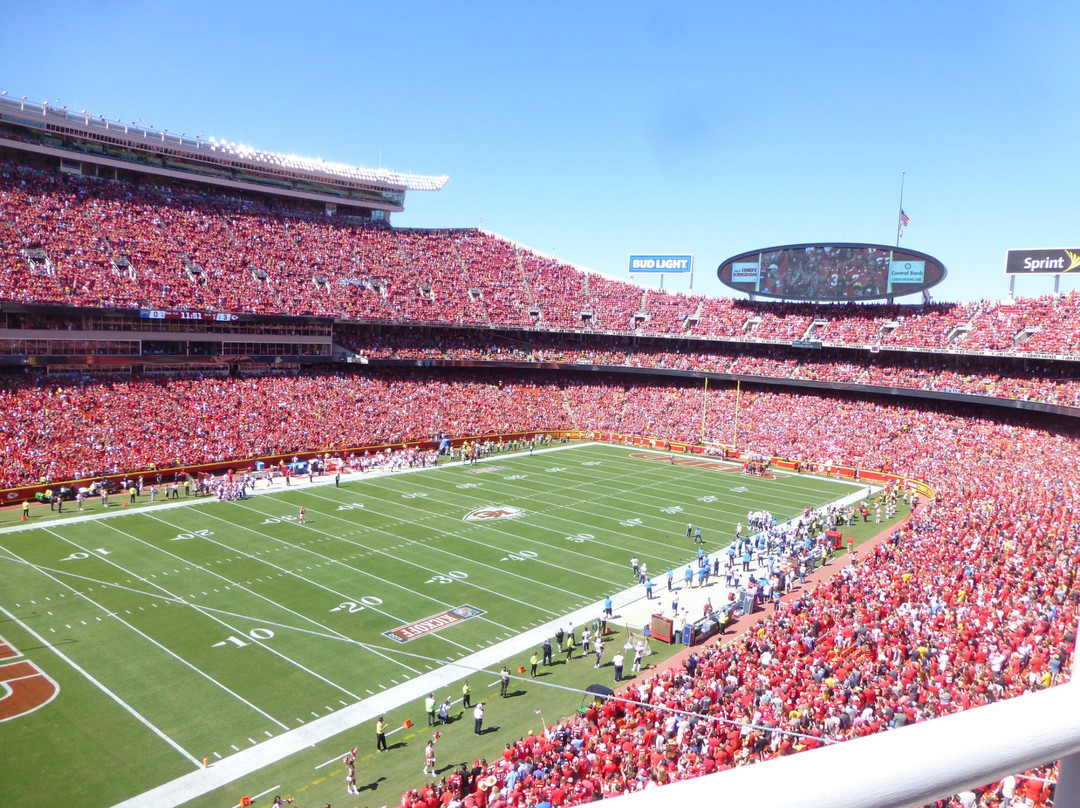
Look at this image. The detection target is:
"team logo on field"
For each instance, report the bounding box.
[0,634,59,722]
[466,466,506,474]
[463,505,524,521]
[383,605,486,643]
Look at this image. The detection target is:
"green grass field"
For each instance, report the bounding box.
[0,442,891,808]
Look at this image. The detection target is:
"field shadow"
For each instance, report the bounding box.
[19,638,78,652]
[0,611,41,624]
[360,776,386,792]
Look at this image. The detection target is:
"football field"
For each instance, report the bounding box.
[0,442,875,808]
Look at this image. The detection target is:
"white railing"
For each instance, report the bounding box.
[610,680,1080,808]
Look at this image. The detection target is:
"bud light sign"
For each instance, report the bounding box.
[628,255,693,274]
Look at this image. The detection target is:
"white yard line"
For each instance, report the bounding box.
[0,602,203,768]
[5,538,292,733]
[291,485,608,605]
[206,500,523,643]
[98,518,400,690]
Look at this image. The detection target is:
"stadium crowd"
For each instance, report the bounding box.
[5,364,1080,488]
[5,163,1080,356]
[340,328,1080,409]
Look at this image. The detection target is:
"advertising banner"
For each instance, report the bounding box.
[1005,249,1080,275]
[628,255,693,274]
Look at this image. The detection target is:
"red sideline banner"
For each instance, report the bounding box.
[0,430,571,507]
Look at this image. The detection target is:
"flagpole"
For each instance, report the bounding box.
[896,171,906,247]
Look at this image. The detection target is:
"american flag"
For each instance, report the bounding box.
[899,209,911,228]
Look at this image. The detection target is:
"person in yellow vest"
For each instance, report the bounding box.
[424,693,437,726]
[375,716,388,752]
[22,500,29,521]
[129,485,137,504]
[461,680,472,709]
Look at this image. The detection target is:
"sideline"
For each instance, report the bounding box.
[0,441,584,537]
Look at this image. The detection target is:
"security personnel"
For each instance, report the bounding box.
[375,716,389,752]
[462,680,472,709]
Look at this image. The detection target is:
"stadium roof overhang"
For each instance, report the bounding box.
[0,136,408,213]
[0,94,448,208]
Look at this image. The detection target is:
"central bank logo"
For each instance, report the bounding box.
[464,505,524,522]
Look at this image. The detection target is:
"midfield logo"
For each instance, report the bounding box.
[463,505,524,521]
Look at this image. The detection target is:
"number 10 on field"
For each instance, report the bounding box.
[213,628,275,648]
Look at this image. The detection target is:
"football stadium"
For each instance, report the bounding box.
[2,68,1080,808]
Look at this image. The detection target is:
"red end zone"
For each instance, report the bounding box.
[0,659,60,722]
[629,452,778,479]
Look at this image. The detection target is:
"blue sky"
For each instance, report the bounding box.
[4,2,1078,303]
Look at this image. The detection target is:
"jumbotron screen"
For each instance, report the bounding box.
[717,243,946,301]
